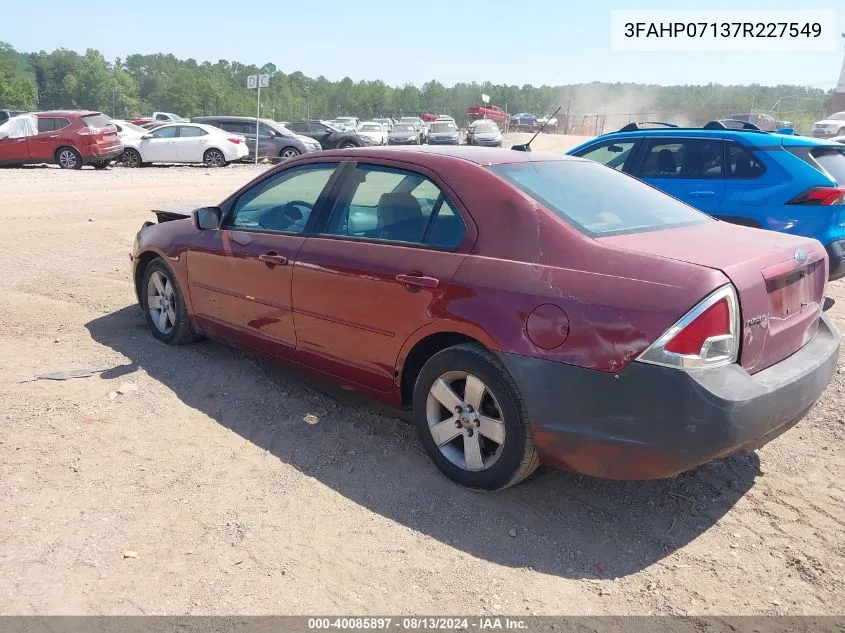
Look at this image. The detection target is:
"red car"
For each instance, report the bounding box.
[0,110,123,169]
[467,105,508,123]
[130,147,839,490]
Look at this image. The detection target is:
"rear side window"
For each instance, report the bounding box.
[324,164,466,248]
[150,126,179,138]
[810,147,845,183]
[179,126,207,137]
[574,140,638,171]
[727,143,766,179]
[81,114,112,129]
[641,139,723,179]
[490,161,711,237]
[37,118,56,133]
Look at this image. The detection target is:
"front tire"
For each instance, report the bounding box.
[413,343,539,490]
[140,259,200,346]
[339,141,359,149]
[280,147,301,159]
[203,148,228,167]
[56,147,82,170]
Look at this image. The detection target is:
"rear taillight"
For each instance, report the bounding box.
[228,137,242,144]
[637,285,740,370]
[787,187,845,206]
[78,127,95,136]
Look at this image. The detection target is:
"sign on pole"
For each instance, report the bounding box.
[247,75,270,164]
[481,93,490,104]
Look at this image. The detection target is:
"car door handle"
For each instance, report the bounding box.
[688,191,716,197]
[396,273,439,288]
[48,135,58,139]
[258,252,288,266]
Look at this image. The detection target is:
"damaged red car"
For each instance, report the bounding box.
[131,146,839,490]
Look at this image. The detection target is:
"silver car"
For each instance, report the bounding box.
[190,116,321,160]
[466,120,503,147]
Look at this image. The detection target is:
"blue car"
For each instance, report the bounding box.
[567,121,845,280]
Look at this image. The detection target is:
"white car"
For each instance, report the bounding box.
[334,116,359,131]
[357,121,388,145]
[119,123,248,167]
[110,119,148,142]
[830,136,845,145]
[811,112,845,139]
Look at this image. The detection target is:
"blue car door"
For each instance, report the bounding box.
[634,137,726,213]
[718,140,780,226]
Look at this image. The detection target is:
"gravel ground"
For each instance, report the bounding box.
[0,156,843,616]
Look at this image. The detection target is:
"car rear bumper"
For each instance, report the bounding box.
[825,239,845,281]
[84,146,124,163]
[497,313,839,480]
[388,139,419,145]
[470,138,503,146]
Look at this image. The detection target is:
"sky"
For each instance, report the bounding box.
[4,0,845,88]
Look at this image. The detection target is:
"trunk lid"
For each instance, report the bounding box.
[599,222,827,374]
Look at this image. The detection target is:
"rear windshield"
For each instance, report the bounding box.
[82,114,112,129]
[810,147,845,184]
[490,160,712,237]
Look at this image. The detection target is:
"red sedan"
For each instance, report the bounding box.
[131,146,839,489]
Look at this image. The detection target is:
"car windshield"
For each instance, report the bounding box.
[116,120,147,134]
[490,160,711,237]
[431,122,456,133]
[393,124,415,132]
[472,122,498,133]
[81,114,113,129]
[361,124,381,131]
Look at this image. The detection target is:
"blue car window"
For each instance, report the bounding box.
[575,140,637,171]
[727,143,766,179]
[642,139,723,179]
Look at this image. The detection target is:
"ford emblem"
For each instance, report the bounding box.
[794,249,808,263]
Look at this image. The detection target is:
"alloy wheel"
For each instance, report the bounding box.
[147,270,177,335]
[281,148,300,158]
[58,149,78,169]
[205,149,225,167]
[426,371,507,472]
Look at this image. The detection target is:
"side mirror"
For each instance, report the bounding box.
[141,133,152,139]
[193,206,222,230]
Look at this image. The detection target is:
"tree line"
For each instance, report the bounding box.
[0,42,835,130]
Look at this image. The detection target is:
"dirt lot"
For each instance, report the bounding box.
[1,144,844,616]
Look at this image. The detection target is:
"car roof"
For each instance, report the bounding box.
[590,127,839,148]
[35,110,99,117]
[314,145,575,166]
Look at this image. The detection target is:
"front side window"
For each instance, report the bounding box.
[287,122,307,133]
[323,165,466,248]
[491,160,711,237]
[575,140,637,171]
[641,139,724,179]
[226,164,338,233]
[151,126,178,138]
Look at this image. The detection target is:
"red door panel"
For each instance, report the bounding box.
[0,137,29,164]
[188,229,305,359]
[292,238,465,391]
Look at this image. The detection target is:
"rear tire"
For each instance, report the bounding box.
[203,148,228,167]
[140,259,200,346]
[413,343,539,490]
[121,148,143,168]
[56,147,82,170]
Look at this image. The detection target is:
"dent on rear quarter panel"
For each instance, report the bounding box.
[443,168,728,372]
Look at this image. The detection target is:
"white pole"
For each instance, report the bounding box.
[255,80,261,165]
